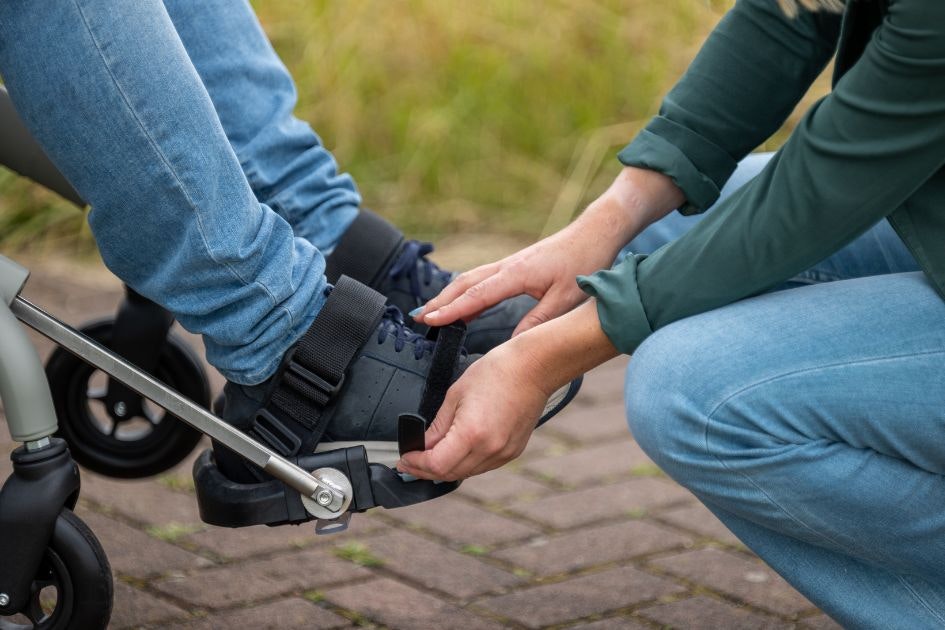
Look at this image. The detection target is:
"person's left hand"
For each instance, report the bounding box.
[396,341,552,481]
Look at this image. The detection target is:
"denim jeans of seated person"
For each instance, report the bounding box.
[0,0,360,385]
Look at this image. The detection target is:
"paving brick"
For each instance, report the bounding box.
[386,495,541,546]
[652,548,814,616]
[520,429,565,459]
[569,618,650,630]
[638,595,789,629]
[457,467,554,504]
[344,529,522,599]
[541,401,631,444]
[81,473,202,528]
[656,502,743,547]
[494,520,692,577]
[521,440,653,487]
[183,524,321,561]
[802,613,844,629]
[324,578,503,630]
[183,515,384,561]
[79,509,211,578]
[0,434,14,480]
[508,478,693,529]
[152,547,371,609]
[569,357,629,407]
[110,581,191,628]
[186,598,350,629]
[478,566,685,628]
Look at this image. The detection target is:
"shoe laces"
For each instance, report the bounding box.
[377,306,435,359]
[387,240,453,303]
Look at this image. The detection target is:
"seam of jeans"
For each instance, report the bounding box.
[897,575,945,625]
[702,347,945,559]
[71,0,278,308]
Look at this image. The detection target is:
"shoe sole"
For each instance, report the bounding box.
[314,379,582,468]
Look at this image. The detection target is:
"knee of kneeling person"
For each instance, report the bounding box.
[624,320,716,479]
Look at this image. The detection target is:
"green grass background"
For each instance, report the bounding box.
[1,0,824,259]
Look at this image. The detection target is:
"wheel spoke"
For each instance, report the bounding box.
[143,406,162,426]
[26,592,47,627]
[86,387,107,400]
[107,420,120,438]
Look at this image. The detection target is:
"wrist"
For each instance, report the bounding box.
[505,300,619,395]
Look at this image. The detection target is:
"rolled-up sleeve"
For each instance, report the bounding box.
[619,0,842,214]
[577,255,652,354]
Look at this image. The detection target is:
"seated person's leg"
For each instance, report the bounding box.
[0,0,322,388]
[0,0,580,482]
[625,271,945,625]
[163,0,535,354]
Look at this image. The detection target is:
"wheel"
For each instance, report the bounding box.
[0,509,113,630]
[45,318,210,478]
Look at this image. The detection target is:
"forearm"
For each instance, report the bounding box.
[507,299,619,396]
[574,166,685,256]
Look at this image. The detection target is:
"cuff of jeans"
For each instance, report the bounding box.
[617,117,737,215]
[577,254,653,355]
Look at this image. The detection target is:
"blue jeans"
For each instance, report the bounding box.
[0,0,359,384]
[626,154,945,627]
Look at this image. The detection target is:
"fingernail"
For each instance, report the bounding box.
[408,307,423,318]
[425,309,440,321]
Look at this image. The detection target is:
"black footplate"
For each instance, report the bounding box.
[193,444,459,529]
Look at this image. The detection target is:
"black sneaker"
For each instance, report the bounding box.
[215,276,579,482]
[325,209,537,355]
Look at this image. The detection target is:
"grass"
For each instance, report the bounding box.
[0,0,739,255]
[333,541,385,568]
[460,543,491,556]
[145,522,204,543]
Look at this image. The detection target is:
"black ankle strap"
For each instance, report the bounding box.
[252,275,387,456]
[324,209,404,287]
[418,322,466,421]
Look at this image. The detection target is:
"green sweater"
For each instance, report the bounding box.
[578,0,945,354]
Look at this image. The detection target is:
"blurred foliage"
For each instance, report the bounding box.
[2,0,826,257]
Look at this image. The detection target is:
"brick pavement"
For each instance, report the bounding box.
[0,258,840,629]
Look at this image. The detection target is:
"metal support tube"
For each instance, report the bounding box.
[11,297,344,511]
[0,299,58,443]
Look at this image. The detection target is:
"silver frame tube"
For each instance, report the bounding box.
[0,299,59,442]
[11,297,345,512]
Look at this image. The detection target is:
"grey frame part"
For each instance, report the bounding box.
[0,256,59,442]
[0,85,85,207]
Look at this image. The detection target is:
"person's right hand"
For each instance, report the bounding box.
[414,167,685,336]
[415,218,619,335]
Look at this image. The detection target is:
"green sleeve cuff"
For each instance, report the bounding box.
[617,116,738,215]
[576,254,653,355]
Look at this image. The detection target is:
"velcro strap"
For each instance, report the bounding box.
[324,209,405,287]
[418,322,467,422]
[254,275,387,455]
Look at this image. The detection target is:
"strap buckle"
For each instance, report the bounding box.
[286,359,345,400]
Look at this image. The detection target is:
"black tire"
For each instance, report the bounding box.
[0,509,113,630]
[45,319,210,478]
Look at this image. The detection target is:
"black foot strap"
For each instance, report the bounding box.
[251,275,387,457]
[324,209,405,287]
[398,322,467,456]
